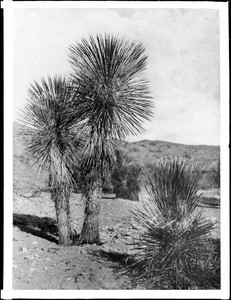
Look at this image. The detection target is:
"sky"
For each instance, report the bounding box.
[13,7,220,145]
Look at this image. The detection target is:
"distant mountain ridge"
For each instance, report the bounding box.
[116,139,219,172]
[13,121,219,172]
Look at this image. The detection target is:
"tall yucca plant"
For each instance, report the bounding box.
[20,76,84,245]
[69,34,153,244]
[126,157,218,289]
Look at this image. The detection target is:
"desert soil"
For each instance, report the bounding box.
[13,189,220,290]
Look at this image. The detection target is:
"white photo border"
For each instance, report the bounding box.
[3,1,229,299]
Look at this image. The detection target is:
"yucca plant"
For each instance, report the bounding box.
[20,76,85,245]
[69,34,153,244]
[124,157,219,289]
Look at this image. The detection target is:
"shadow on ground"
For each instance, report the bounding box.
[13,213,58,243]
[88,248,135,273]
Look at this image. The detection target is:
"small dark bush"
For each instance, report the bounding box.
[209,159,220,188]
[111,163,141,201]
[105,148,141,201]
[150,141,157,146]
[183,153,191,159]
[131,147,139,152]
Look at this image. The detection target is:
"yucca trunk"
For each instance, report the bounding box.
[52,186,72,246]
[80,181,101,244]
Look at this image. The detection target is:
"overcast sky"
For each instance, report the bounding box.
[13,8,220,145]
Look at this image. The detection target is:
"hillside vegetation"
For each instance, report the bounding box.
[13,121,220,193]
[118,139,219,171]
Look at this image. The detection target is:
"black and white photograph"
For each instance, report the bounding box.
[3,1,229,298]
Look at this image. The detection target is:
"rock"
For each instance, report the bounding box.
[131,223,139,230]
[60,275,80,290]
[47,247,59,253]
[113,233,119,239]
[19,247,29,253]
[135,284,146,290]
[100,231,109,241]
[32,241,38,246]
[107,226,114,232]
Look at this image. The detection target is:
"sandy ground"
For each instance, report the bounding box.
[13,190,220,290]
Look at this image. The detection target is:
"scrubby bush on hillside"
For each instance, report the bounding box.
[121,157,219,289]
[111,163,141,201]
[209,159,220,188]
[103,148,141,201]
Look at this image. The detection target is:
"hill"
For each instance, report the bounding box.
[13,121,220,192]
[118,139,219,171]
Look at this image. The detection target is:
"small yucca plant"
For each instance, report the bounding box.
[125,157,219,289]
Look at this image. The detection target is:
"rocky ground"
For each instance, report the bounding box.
[13,189,220,290]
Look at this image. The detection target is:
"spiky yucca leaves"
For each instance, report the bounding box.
[20,76,85,245]
[144,158,204,221]
[209,159,220,188]
[69,34,153,244]
[69,34,153,140]
[125,158,218,289]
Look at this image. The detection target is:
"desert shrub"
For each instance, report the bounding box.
[111,163,141,201]
[141,143,147,148]
[103,148,141,201]
[198,171,212,190]
[150,141,157,146]
[183,152,191,159]
[208,159,220,188]
[131,147,139,152]
[122,157,219,289]
[72,148,141,201]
